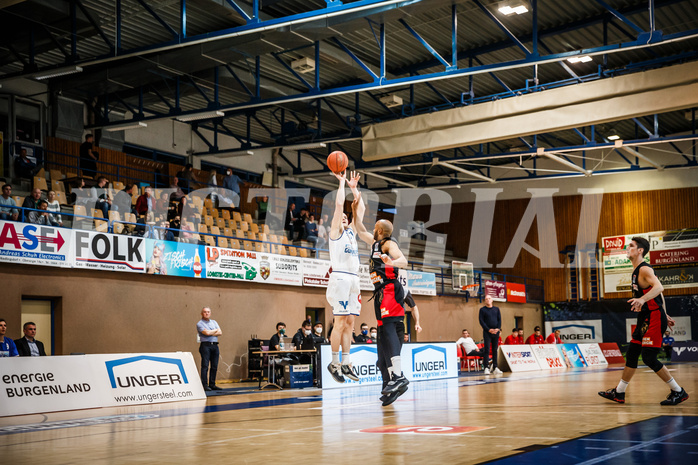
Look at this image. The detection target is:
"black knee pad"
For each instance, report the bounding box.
[642,347,664,372]
[625,343,642,369]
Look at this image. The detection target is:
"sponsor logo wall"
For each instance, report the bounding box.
[0,221,436,294]
[671,342,698,362]
[0,352,205,417]
[484,279,506,302]
[544,320,604,343]
[598,343,625,364]
[506,282,526,303]
[499,344,608,372]
[602,228,698,293]
[0,221,71,267]
[319,342,457,389]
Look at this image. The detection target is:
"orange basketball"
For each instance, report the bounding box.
[327,151,348,174]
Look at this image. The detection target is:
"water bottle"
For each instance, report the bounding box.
[279,337,284,350]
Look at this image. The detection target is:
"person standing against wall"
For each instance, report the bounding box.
[479,295,502,375]
[197,307,223,391]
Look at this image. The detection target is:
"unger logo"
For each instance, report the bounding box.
[554,324,596,341]
[412,345,447,373]
[105,356,189,389]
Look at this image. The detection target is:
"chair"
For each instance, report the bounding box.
[204,215,214,227]
[125,213,137,232]
[247,232,257,241]
[198,224,209,234]
[210,208,219,218]
[229,239,241,250]
[49,169,65,182]
[258,233,267,242]
[243,240,254,251]
[462,344,484,372]
[113,222,124,234]
[204,198,213,209]
[240,221,249,232]
[288,246,297,257]
[232,211,242,222]
[215,217,225,229]
[243,213,252,223]
[34,177,48,191]
[234,229,244,238]
[211,226,221,236]
[94,219,108,233]
[262,224,270,234]
[91,208,104,219]
[218,237,229,248]
[112,181,125,191]
[51,179,66,193]
[254,242,263,252]
[278,246,287,255]
[250,223,259,234]
[55,191,68,205]
[108,210,121,222]
[204,235,216,247]
[221,210,231,220]
[223,227,232,237]
[299,248,308,258]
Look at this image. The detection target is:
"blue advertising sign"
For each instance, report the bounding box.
[144,239,206,278]
[557,344,588,368]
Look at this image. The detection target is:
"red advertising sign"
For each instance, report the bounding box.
[506,282,526,303]
[603,236,626,251]
[485,280,506,302]
[598,343,625,364]
[650,247,698,266]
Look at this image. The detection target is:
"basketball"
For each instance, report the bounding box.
[327,151,348,174]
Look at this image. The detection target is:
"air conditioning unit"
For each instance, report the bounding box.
[379,94,403,108]
[291,57,316,74]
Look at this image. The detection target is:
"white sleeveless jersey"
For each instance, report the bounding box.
[329,227,360,274]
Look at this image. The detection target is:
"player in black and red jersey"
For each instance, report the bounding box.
[599,237,688,405]
[352,194,409,406]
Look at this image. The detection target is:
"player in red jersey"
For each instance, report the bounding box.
[504,328,520,345]
[599,237,688,405]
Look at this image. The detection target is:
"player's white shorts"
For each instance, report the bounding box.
[326,271,361,316]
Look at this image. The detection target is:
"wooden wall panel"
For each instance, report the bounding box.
[424,187,698,302]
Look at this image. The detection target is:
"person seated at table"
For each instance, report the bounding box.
[292,320,315,365]
[268,322,286,351]
[355,322,373,343]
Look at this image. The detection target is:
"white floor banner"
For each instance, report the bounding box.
[0,352,205,417]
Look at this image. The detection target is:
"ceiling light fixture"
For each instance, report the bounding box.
[498,2,529,15]
[175,111,225,122]
[607,134,620,141]
[284,142,327,151]
[567,56,593,63]
[34,66,83,80]
[103,121,148,132]
[216,149,255,158]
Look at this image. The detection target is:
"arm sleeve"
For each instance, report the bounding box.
[496,308,502,329]
[9,339,19,357]
[478,308,490,332]
[196,321,205,335]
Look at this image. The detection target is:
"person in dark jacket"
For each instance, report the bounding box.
[14,322,47,356]
[479,295,502,375]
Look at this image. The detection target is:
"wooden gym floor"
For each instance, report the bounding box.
[1,363,696,465]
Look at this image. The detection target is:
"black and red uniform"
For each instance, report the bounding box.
[630,262,667,348]
[370,237,407,387]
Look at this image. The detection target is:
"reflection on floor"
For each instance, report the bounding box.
[1,364,696,464]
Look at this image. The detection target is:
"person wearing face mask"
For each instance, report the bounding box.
[355,323,374,343]
[269,322,286,351]
[369,327,377,343]
[293,320,316,351]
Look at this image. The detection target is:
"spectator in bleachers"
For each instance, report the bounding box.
[14,149,41,179]
[180,218,195,243]
[136,186,154,217]
[222,168,241,208]
[317,215,328,249]
[90,176,112,218]
[169,177,186,201]
[14,322,46,357]
[22,188,43,215]
[546,329,562,344]
[207,169,219,207]
[504,328,520,345]
[0,184,19,221]
[296,208,309,240]
[157,192,171,217]
[27,200,50,225]
[285,203,297,240]
[168,216,181,240]
[305,214,323,252]
[256,196,268,222]
[177,164,197,193]
[177,196,190,219]
[80,134,98,178]
[46,190,63,227]
[526,326,545,344]
[112,183,137,215]
[71,178,90,206]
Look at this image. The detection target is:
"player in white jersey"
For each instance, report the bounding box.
[326,170,361,383]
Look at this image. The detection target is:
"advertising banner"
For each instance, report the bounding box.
[544,319,604,344]
[484,280,506,302]
[530,344,566,370]
[302,259,331,287]
[598,343,625,364]
[671,342,698,362]
[506,282,526,303]
[359,264,373,291]
[144,239,205,278]
[319,342,457,389]
[557,344,588,368]
[0,220,72,267]
[602,229,698,293]
[577,343,608,367]
[72,230,145,273]
[205,247,260,283]
[398,269,437,296]
[499,345,541,372]
[667,316,692,342]
[0,352,205,417]
[264,253,303,286]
